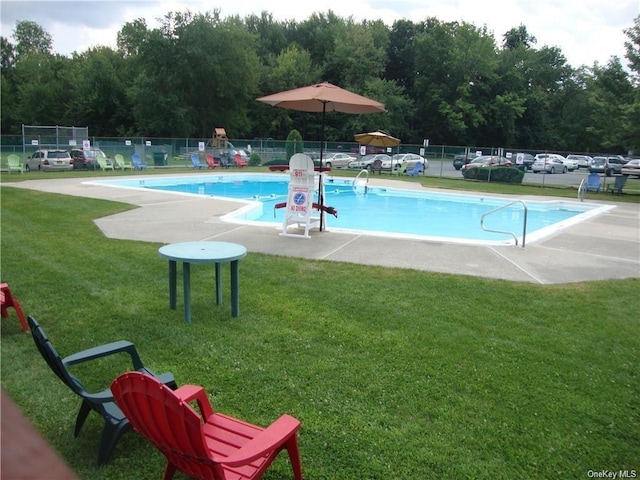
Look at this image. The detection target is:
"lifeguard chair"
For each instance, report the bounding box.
[281,154,321,238]
[212,128,227,149]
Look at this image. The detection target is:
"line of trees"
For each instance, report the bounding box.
[2,12,639,154]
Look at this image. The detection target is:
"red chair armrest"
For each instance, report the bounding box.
[220,414,300,467]
[173,385,214,418]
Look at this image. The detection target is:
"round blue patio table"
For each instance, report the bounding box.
[158,241,247,322]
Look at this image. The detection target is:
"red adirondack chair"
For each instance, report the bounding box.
[234,153,249,168]
[1,283,28,332]
[206,154,221,169]
[111,372,303,480]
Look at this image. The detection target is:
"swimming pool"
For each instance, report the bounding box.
[90,173,613,245]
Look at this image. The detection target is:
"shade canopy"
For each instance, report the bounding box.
[354,130,401,147]
[256,82,386,114]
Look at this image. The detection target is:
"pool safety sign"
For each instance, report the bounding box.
[281,153,321,238]
[287,186,311,214]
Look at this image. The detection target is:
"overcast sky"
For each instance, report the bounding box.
[1,0,638,69]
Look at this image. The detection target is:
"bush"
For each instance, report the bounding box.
[249,151,261,166]
[462,166,524,183]
[285,129,304,161]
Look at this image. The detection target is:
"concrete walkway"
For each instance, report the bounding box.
[6,175,639,284]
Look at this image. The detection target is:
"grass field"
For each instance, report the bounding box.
[1,173,638,480]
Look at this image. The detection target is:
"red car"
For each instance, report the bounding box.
[70,148,113,170]
[461,155,512,173]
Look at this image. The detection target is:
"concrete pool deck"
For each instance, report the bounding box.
[6,174,639,284]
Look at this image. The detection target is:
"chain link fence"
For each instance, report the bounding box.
[1,134,530,166]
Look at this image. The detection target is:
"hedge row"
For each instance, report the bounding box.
[462,166,525,183]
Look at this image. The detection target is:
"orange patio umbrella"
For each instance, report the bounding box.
[257,82,386,230]
[354,130,401,148]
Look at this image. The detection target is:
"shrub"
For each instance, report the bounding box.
[463,166,524,183]
[249,151,261,166]
[285,129,304,161]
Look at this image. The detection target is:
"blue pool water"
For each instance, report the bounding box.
[91,173,611,244]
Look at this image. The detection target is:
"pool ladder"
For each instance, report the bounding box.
[352,169,369,193]
[577,178,585,201]
[480,200,528,248]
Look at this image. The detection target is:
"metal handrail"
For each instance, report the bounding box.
[480,200,528,248]
[578,178,585,202]
[352,169,370,193]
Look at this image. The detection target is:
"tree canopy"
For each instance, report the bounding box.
[2,13,639,154]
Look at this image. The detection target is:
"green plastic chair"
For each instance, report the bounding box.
[114,154,133,170]
[7,154,23,173]
[96,156,114,171]
[27,316,177,465]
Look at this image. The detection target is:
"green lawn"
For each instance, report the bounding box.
[0,181,638,480]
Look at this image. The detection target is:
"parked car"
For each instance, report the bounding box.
[453,153,479,170]
[621,158,640,178]
[392,153,427,173]
[589,156,625,176]
[535,153,575,171]
[25,149,73,172]
[562,157,579,171]
[321,152,356,168]
[69,148,111,169]
[513,153,535,170]
[567,154,593,169]
[532,156,567,174]
[382,153,426,172]
[461,155,512,173]
[348,154,391,170]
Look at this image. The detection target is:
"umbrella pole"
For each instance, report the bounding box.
[319,103,326,231]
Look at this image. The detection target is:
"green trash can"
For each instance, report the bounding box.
[153,152,166,166]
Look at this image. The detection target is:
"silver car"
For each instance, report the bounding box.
[566,154,593,169]
[384,153,427,172]
[532,157,567,174]
[348,154,391,170]
[25,149,73,172]
[322,152,356,168]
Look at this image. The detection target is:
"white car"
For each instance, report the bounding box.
[321,152,356,168]
[384,153,427,173]
[566,154,593,169]
[25,149,73,172]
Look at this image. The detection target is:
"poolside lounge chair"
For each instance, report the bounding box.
[114,154,133,170]
[205,154,221,169]
[111,371,303,480]
[607,175,628,194]
[234,153,249,167]
[409,162,424,176]
[370,159,383,174]
[191,154,206,169]
[584,172,601,193]
[7,154,23,173]
[1,283,28,332]
[132,154,148,170]
[97,156,114,171]
[27,316,177,465]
